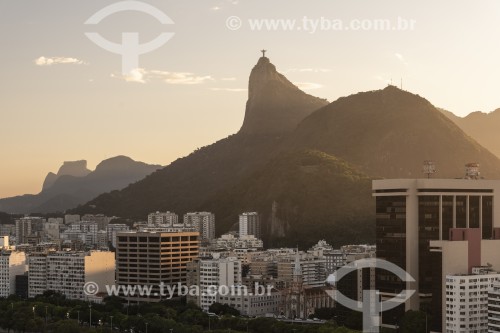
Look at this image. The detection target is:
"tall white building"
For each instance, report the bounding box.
[239,212,261,239]
[445,267,500,332]
[187,255,242,311]
[28,251,115,300]
[0,250,27,297]
[184,212,215,241]
[488,283,500,332]
[148,211,179,226]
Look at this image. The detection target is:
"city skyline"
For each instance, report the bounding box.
[2,0,500,197]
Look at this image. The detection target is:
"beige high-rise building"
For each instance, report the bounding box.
[116,231,199,302]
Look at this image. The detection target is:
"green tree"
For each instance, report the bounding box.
[400,310,428,333]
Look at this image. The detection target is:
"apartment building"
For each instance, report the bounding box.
[116,231,199,302]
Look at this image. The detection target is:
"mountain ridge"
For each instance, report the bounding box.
[440,108,500,159]
[0,156,161,214]
[71,59,500,247]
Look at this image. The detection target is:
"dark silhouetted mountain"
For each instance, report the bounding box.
[239,56,328,134]
[71,61,500,247]
[290,86,500,178]
[0,156,161,214]
[42,160,91,190]
[440,108,500,159]
[199,150,374,248]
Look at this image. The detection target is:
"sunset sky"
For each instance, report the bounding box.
[2,0,500,198]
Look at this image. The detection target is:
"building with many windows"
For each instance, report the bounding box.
[0,250,26,297]
[116,231,199,302]
[373,178,500,330]
[28,251,115,300]
[184,212,216,242]
[445,266,500,332]
[107,224,130,248]
[488,283,500,332]
[15,217,45,245]
[147,211,179,226]
[430,228,500,332]
[239,212,261,239]
[186,254,242,311]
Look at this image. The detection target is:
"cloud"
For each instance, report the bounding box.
[285,68,331,73]
[221,77,237,81]
[294,82,323,90]
[210,0,238,11]
[210,87,247,92]
[394,53,408,66]
[35,56,86,66]
[115,68,214,85]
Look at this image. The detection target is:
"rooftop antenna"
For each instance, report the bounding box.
[261,49,267,57]
[423,160,436,179]
[401,78,403,90]
[465,163,480,180]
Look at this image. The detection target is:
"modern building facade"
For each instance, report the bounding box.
[373,178,500,329]
[116,231,199,302]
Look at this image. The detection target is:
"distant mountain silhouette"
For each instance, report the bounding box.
[0,156,161,213]
[42,160,91,191]
[71,58,500,247]
[441,108,500,160]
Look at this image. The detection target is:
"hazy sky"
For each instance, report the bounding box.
[1,0,500,198]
